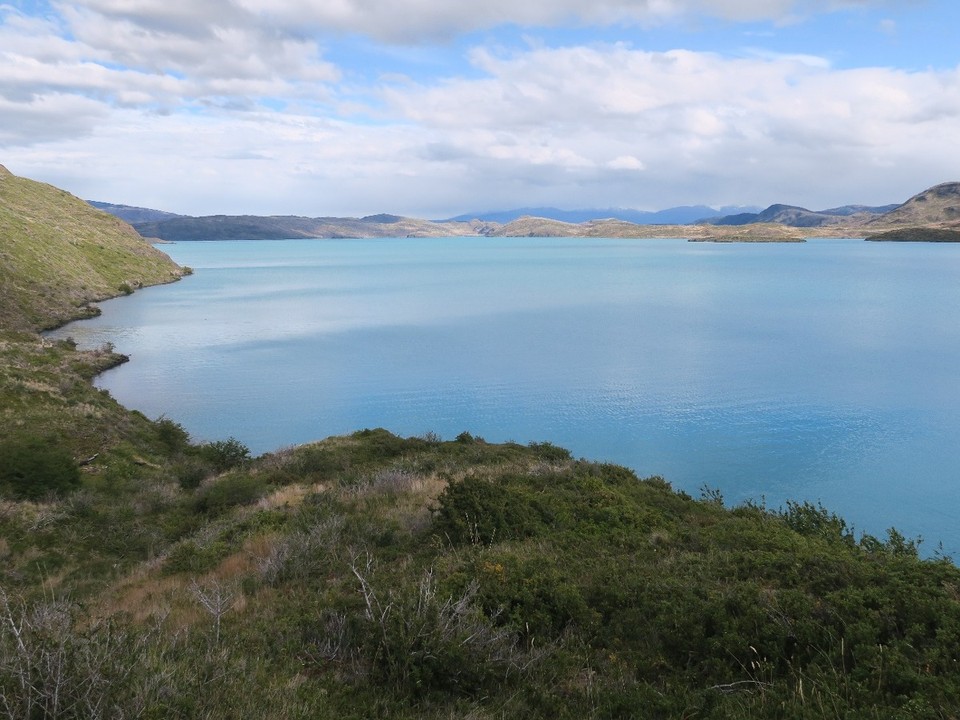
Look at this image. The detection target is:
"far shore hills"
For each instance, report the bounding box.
[91,181,960,243]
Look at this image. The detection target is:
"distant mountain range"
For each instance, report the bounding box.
[706,203,902,228]
[87,181,960,241]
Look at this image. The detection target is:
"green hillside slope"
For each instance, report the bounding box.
[0,164,184,331]
[1,165,191,504]
[3,430,960,719]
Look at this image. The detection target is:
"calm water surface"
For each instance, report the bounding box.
[51,237,960,555]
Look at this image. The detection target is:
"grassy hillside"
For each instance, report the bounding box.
[868,182,960,228]
[0,164,184,331]
[1,165,197,557]
[3,430,960,719]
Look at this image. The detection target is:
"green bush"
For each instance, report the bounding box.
[193,474,267,516]
[779,499,855,546]
[474,554,595,641]
[432,476,546,545]
[155,417,191,454]
[196,437,251,473]
[173,457,211,490]
[350,428,420,462]
[0,436,81,500]
[527,441,572,462]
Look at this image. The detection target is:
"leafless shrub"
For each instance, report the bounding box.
[27,505,68,532]
[188,579,236,646]
[62,489,96,518]
[308,610,355,667]
[257,514,345,585]
[0,589,146,719]
[255,445,299,473]
[339,553,540,697]
[348,468,423,499]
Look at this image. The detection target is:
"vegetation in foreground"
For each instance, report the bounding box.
[3,426,960,719]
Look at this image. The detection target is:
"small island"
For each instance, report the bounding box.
[865,226,960,242]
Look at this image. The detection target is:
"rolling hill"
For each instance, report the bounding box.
[865,182,960,226]
[708,203,901,228]
[0,165,185,331]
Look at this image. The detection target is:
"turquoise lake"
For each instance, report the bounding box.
[51,237,960,556]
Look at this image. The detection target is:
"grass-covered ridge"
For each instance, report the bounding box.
[0,164,184,332]
[1,165,194,533]
[3,429,960,718]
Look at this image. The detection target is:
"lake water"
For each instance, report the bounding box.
[50,237,960,556]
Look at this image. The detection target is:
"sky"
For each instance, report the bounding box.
[1,0,959,218]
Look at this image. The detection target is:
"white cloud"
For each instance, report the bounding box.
[0,2,338,114]
[0,92,108,146]
[607,155,646,170]
[6,41,958,217]
[232,0,897,42]
[1,0,956,217]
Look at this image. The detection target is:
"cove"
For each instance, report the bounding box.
[50,236,960,556]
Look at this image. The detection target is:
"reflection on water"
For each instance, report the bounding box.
[49,237,960,556]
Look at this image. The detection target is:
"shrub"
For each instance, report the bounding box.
[333,560,527,698]
[474,555,595,642]
[779,500,855,546]
[196,437,251,473]
[173,457,211,490]
[0,436,81,500]
[432,476,544,545]
[164,539,229,574]
[527,441,572,463]
[193,474,267,516]
[155,417,191,454]
[0,594,146,718]
[350,428,415,462]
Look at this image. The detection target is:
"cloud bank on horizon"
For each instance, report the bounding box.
[1,0,958,217]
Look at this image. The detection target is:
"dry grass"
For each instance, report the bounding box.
[100,531,283,630]
[256,482,325,510]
